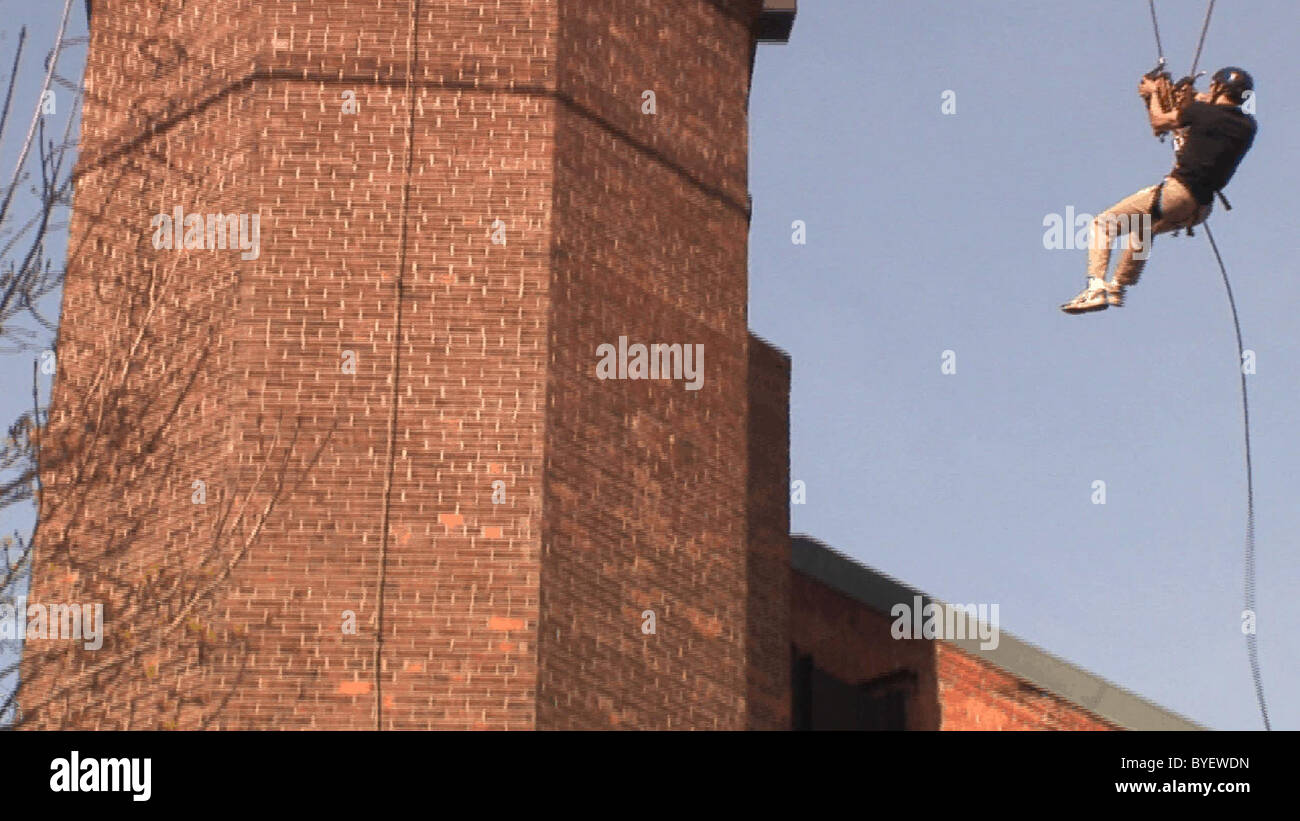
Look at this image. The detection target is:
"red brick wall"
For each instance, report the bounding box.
[25,0,557,729]
[790,573,941,731]
[535,0,762,730]
[791,572,1122,730]
[23,0,771,730]
[24,0,270,730]
[936,643,1119,731]
[746,335,791,730]
[244,0,556,730]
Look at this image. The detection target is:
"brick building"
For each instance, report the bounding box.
[789,536,1201,730]
[20,0,1197,731]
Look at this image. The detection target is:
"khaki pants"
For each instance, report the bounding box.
[1088,176,1212,286]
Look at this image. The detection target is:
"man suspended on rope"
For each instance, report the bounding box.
[1060,67,1256,314]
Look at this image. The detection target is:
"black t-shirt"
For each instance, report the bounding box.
[1171,101,1257,204]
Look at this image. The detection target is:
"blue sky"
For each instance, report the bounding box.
[3,1,1296,730]
[748,0,1299,729]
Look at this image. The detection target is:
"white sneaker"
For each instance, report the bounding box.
[1061,278,1110,314]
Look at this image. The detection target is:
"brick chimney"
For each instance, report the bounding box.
[23,0,794,730]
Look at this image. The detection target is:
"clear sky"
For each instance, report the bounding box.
[748,0,1299,730]
[3,1,1296,731]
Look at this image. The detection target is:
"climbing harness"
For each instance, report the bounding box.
[1145,0,1271,730]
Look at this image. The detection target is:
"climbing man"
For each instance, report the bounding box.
[1060,67,1257,314]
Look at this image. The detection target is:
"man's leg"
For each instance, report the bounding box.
[1061,183,1161,313]
[1088,183,1162,283]
[1112,176,1208,289]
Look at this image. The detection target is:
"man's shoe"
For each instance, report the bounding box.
[1060,279,1110,314]
[1106,282,1126,308]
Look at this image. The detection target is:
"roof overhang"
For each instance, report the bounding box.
[755,0,796,43]
[792,534,1206,731]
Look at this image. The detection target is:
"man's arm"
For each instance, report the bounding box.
[1147,94,1181,134]
[1138,76,1184,134]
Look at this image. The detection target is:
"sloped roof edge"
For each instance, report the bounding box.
[792,534,1205,731]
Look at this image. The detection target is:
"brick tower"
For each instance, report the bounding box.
[21,0,794,729]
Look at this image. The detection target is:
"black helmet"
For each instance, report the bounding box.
[1211,67,1253,102]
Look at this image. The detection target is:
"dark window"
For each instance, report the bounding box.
[791,649,915,730]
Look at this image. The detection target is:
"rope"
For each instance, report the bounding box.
[1190,0,1216,76]
[1144,0,1216,78]
[1204,223,1271,731]
[1147,0,1164,62]
[1146,0,1271,731]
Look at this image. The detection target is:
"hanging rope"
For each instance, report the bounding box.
[1147,0,1164,62]
[1145,0,1271,731]
[1189,0,1217,75]
[1204,223,1271,731]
